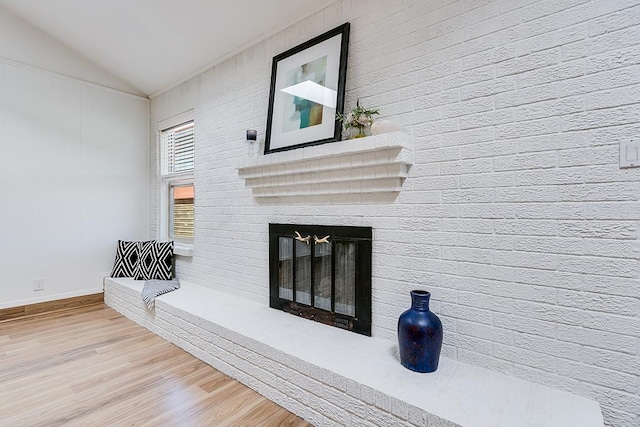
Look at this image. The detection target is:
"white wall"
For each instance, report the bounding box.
[0,59,149,308]
[0,4,143,96]
[150,1,640,426]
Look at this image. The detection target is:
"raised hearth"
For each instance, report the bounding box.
[104,277,604,427]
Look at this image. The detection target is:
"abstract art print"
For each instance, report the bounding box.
[264,23,350,154]
[281,56,327,133]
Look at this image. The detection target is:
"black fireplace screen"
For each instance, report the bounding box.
[269,224,372,336]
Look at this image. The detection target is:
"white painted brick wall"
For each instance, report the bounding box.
[149,1,640,426]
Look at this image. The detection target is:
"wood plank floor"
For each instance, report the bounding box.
[0,304,312,427]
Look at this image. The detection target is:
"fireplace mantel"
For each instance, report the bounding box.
[237,132,414,199]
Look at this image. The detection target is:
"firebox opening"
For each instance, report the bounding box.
[269,223,372,336]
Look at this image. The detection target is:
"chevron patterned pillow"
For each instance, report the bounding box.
[110,240,149,277]
[135,241,174,280]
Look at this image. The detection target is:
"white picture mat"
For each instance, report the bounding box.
[268,34,342,151]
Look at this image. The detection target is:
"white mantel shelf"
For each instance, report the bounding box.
[237,132,414,199]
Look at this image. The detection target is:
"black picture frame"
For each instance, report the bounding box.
[264,23,350,154]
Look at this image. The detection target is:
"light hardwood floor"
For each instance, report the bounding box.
[0,304,312,426]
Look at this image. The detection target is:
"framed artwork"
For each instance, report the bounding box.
[264,23,350,154]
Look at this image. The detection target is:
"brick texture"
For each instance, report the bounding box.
[149,1,640,426]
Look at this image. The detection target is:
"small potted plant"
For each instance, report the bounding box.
[336,99,380,139]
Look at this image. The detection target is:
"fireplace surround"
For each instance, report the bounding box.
[269,223,372,336]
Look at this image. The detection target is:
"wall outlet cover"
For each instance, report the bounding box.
[620,139,640,168]
[33,278,45,291]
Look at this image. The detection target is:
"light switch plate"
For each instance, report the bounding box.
[619,139,640,168]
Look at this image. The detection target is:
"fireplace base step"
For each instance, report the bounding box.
[104,277,603,427]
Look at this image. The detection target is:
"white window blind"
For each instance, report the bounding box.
[161,121,195,176]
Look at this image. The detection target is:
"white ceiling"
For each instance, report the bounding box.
[0,0,338,97]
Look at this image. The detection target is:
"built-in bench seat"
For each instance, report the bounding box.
[104,277,603,427]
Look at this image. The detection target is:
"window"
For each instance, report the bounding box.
[159,116,195,245]
[161,121,195,175]
[170,183,195,239]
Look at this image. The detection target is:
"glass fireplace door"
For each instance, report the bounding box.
[269,223,372,336]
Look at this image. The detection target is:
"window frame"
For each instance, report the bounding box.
[157,111,195,253]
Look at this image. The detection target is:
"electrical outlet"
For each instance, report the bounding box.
[33,278,44,291]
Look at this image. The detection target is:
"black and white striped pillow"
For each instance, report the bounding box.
[135,241,174,280]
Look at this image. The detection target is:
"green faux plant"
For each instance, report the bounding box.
[336,99,380,138]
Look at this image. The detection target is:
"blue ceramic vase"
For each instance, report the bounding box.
[398,290,443,373]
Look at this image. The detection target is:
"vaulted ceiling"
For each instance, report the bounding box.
[0,0,338,97]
